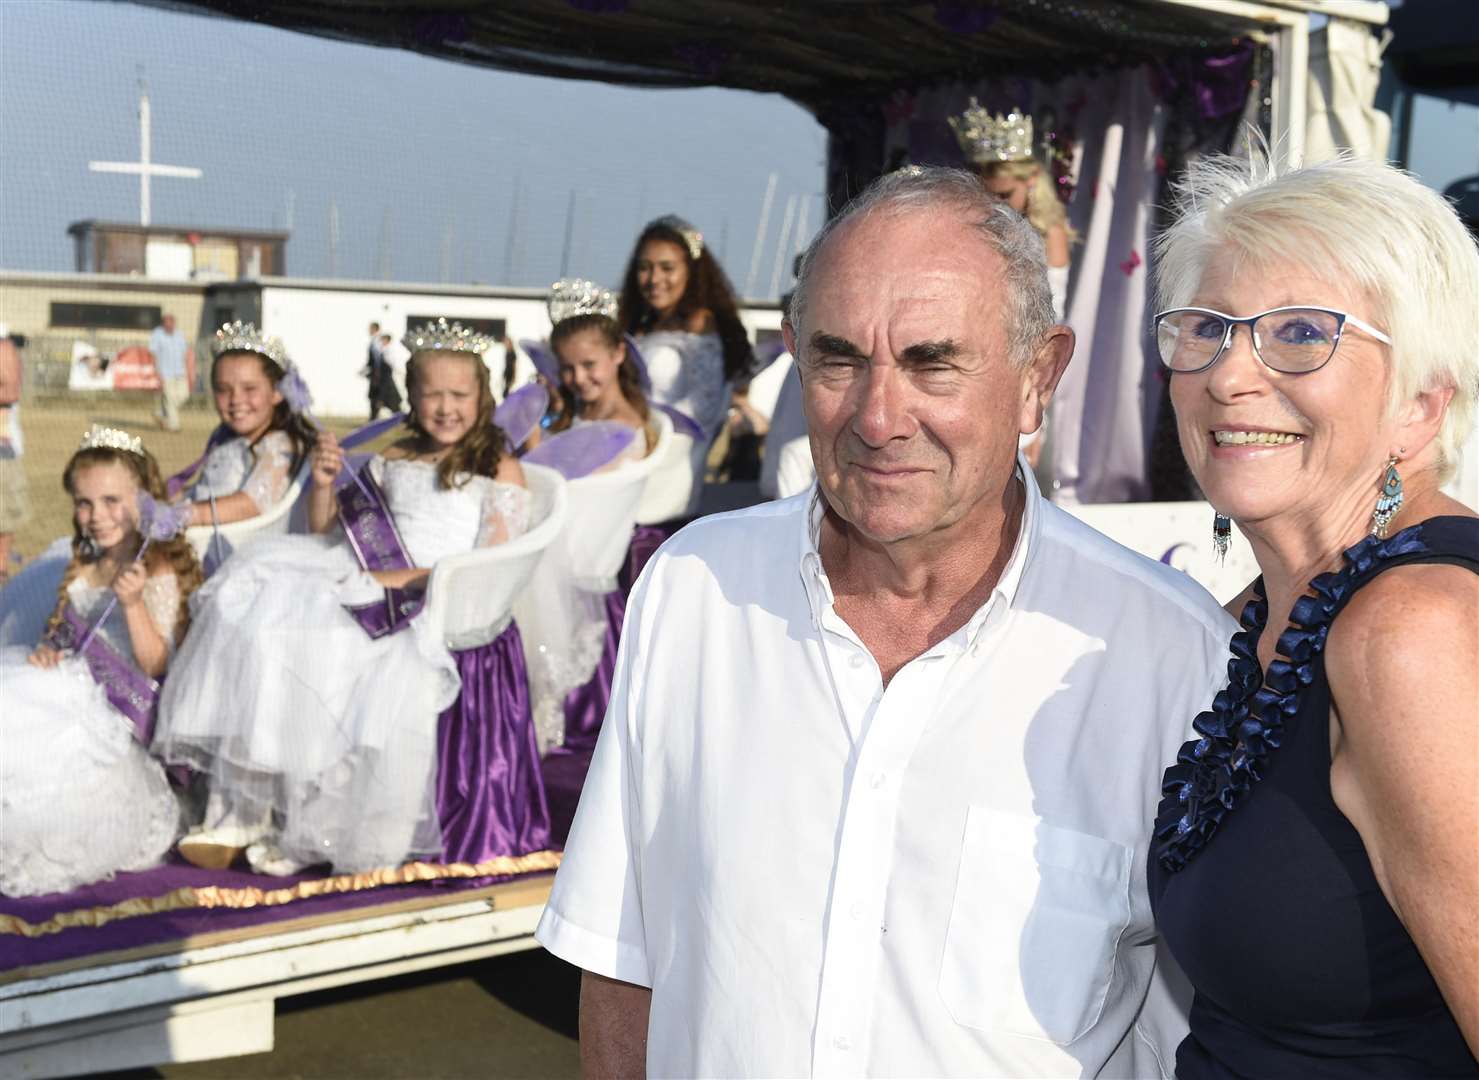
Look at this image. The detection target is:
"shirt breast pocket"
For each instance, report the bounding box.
[939,805,1132,1045]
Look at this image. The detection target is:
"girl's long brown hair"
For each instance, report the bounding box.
[46,445,205,647]
[617,219,754,382]
[404,350,507,489]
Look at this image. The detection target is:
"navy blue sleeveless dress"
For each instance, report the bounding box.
[1149,516,1479,1078]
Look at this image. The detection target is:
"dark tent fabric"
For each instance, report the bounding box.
[141,0,1265,112]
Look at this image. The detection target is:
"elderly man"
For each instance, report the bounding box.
[537,167,1234,1078]
[149,312,190,431]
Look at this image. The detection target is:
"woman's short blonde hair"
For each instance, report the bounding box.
[1155,148,1479,481]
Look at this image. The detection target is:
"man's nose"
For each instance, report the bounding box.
[850,364,914,447]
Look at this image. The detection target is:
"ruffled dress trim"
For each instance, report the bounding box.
[1154,523,1432,873]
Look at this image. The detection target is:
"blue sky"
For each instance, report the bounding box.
[0,0,828,297]
[2,2,1473,298]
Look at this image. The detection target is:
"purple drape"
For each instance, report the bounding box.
[541,523,675,844]
[436,621,551,864]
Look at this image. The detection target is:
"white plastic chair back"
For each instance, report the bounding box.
[634,411,693,525]
[184,464,310,564]
[0,537,72,649]
[422,463,568,651]
[563,419,671,592]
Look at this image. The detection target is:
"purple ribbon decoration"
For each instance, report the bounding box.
[46,603,163,746]
[495,383,550,450]
[334,463,426,638]
[524,421,637,479]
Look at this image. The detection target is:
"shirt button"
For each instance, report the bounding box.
[833,1035,852,1051]
[869,771,886,789]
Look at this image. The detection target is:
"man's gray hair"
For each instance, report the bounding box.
[788,166,1056,368]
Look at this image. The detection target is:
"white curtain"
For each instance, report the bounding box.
[1050,72,1166,505]
[1305,19,1392,165]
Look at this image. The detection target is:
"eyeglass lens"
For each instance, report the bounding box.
[1157,308,1343,373]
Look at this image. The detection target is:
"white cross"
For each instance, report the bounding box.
[89,81,202,227]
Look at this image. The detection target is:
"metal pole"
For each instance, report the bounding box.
[744,172,778,299]
[559,189,576,278]
[768,195,798,299]
[139,82,152,227]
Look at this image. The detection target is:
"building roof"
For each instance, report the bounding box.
[66,220,291,241]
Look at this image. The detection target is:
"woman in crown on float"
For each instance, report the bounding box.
[156,321,547,877]
[617,215,753,515]
[1,427,201,896]
[949,102,1075,321]
[171,322,317,538]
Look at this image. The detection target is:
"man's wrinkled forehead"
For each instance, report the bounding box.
[802,212,1004,341]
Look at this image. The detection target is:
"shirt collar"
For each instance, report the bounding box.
[798,454,1041,647]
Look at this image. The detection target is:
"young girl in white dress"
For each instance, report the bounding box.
[177,322,317,537]
[0,429,202,897]
[156,322,530,876]
[548,277,654,466]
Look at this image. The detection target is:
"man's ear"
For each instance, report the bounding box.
[1018,325,1075,437]
[783,320,801,381]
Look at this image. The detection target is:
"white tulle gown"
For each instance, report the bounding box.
[155,457,531,874]
[0,574,184,897]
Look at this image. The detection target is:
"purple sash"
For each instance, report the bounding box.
[335,466,425,638]
[44,604,161,746]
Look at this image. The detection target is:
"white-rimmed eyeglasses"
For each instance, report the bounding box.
[1153,306,1393,375]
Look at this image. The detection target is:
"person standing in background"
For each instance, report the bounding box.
[149,313,191,432]
[0,325,31,581]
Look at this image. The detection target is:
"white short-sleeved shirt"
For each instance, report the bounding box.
[538,467,1236,1078]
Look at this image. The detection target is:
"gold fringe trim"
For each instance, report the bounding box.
[0,850,562,939]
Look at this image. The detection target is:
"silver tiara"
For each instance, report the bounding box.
[79,424,144,456]
[649,215,704,261]
[548,278,618,326]
[948,100,1036,165]
[402,317,495,357]
[211,320,289,367]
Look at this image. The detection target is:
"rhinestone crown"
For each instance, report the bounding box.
[948,100,1036,165]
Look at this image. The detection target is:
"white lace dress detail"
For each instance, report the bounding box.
[190,430,296,513]
[0,575,182,897]
[155,456,531,874]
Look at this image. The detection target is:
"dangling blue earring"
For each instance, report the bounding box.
[1371,456,1403,538]
[1212,512,1232,565]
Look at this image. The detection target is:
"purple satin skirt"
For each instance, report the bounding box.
[542,523,675,844]
[436,620,552,864]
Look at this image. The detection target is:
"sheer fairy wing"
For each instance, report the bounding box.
[655,403,705,440]
[523,422,637,479]
[622,333,653,393]
[519,338,560,384]
[475,481,534,547]
[142,573,183,652]
[494,382,550,450]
